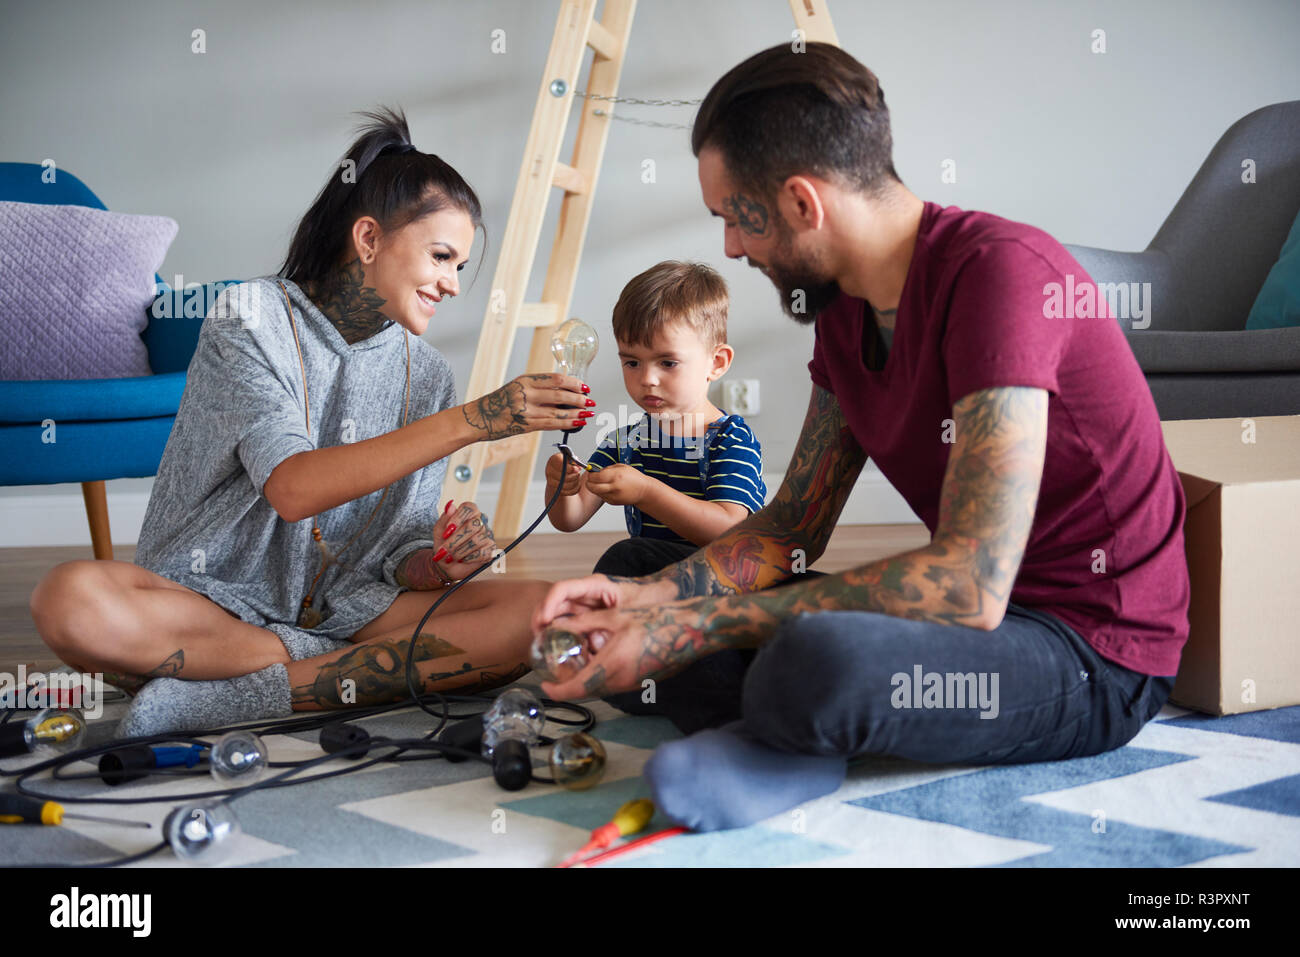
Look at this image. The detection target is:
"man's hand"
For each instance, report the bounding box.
[530,573,659,635]
[544,452,586,498]
[583,464,649,507]
[431,501,496,580]
[537,599,709,700]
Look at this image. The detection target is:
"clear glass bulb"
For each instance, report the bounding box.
[549,732,606,791]
[530,628,590,684]
[209,731,269,785]
[28,708,85,756]
[550,318,599,380]
[481,688,545,757]
[165,802,241,866]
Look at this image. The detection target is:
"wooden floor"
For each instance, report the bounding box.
[1,524,929,673]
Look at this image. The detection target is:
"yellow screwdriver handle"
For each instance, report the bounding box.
[611,798,656,836]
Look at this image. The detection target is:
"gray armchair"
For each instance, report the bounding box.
[1065,99,1300,420]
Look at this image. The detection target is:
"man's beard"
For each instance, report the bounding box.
[767,222,841,326]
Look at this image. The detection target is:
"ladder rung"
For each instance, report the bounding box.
[481,432,536,469]
[518,302,562,328]
[552,161,588,194]
[586,19,619,60]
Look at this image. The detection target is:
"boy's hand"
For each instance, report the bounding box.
[584,464,649,507]
[545,453,586,497]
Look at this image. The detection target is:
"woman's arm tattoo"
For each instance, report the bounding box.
[463,382,528,439]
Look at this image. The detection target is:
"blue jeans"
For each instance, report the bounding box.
[740,603,1174,765]
[592,537,1174,762]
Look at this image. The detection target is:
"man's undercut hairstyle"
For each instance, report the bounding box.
[691,42,901,207]
[280,105,486,286]
[612,260,730,350]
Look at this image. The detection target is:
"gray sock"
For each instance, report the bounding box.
[645,719,847,832]
[116,663,293,738]
[264,622,351,661]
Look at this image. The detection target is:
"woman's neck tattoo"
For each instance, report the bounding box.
[303,258,393,344]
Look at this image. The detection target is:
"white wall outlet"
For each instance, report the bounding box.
[722,378,760,416]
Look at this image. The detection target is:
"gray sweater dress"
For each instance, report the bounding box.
[133,277,458,643]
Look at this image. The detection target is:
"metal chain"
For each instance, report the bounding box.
[591,109,691,130]
[573,89,701,107]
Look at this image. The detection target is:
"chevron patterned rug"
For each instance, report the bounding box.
[3,680,1298,868]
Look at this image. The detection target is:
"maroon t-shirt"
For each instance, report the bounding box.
[808,201,1189,676]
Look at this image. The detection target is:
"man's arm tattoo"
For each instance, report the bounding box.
[669,386,1049,645]
[641,385,867,600]
[933,385,1048,622]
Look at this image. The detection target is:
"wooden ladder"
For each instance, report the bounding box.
[444,0,839,538]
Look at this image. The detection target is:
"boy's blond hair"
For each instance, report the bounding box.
[611,260,729,349]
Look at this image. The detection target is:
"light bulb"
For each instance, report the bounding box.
[164,802,241,865]
[548,732,606,791]
[0,707,85,758]
[530,628,590,684]
[209,731,269,784]
[481,688,545,757]
[550,318,599,381]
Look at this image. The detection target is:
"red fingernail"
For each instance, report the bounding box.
[442,523,457,539]
[444,501,454,515]
[581,384,590,394]
[578,410,594,419]
[584,398,596,407]
[572,419,585,428]
[432,547,448,562]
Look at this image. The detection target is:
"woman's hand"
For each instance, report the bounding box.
[430,500,496,581]
[462,373,593,441]
[545,452,586,498]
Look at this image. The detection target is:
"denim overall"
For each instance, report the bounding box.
[615,413,739,537]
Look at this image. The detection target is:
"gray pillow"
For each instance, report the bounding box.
[0,201,178,380]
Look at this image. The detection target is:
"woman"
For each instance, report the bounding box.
[29,108,596,736]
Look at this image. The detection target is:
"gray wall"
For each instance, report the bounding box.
[3,0,1299,531]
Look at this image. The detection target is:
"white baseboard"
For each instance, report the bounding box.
[0,467,921,550]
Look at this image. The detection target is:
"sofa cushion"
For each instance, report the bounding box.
[1124,326,1300,373]
[0,201,177,380]
[1246,204,1300,330]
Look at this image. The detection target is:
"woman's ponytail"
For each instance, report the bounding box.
[280,105,485,285]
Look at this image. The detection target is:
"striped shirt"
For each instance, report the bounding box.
[588,413,767,546]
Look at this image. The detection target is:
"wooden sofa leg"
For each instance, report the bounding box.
[80,480,113,561]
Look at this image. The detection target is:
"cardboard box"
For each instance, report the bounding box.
[1159,415,1300,715]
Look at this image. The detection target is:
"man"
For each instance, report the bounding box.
[532,43,1189,832]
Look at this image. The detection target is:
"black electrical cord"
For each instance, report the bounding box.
[400,441,576,719]
[7,734,484,870]
[2,435,595,867]
[8,689,593,806]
